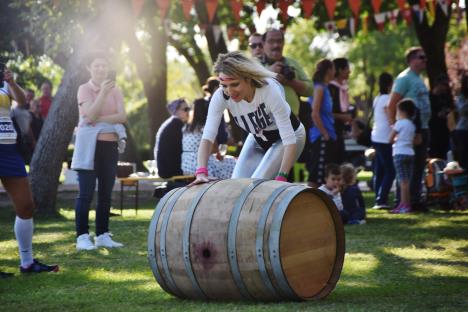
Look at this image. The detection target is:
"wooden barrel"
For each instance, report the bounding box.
[148,179,345,301]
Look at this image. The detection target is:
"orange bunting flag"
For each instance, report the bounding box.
[132,0,145,17]
[371,0,382,13]
[181,0,193,20]
[230,0,243,23]
[301,0,316,18]
[279,0,293,22]
[324,0,337,20]
[256,0,266,16]
[205,0,218,23]
[396,0,406,11]
[348,0,361,18]
[155,0,170,19]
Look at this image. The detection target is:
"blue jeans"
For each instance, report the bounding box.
[75,141,118,237]
[372,142,395,206]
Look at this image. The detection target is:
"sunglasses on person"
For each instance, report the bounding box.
[417,55,427,60]
[180,106,191,112]
[249,43,263,49]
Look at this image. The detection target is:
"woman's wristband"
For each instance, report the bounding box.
[195,167,208,176]
[277,171,289,179]
[275,175,288,182]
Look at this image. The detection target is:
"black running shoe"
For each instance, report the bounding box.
[0,271,14,278]
[20,259,59,273]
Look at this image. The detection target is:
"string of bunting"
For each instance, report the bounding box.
[127,0,461,39]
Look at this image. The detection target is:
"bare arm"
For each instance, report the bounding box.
[387,92,403,125]
[4,69,26,107]
[279,144,297,175]
[311,87,330,140]
[189,139,214,186]
[388,128,397,144]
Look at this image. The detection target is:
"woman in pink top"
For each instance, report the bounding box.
[72,52,127,251]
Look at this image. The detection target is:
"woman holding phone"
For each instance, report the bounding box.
[71,52,127,251]
[190,51,305,185]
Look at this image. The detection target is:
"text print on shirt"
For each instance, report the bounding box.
[232,102,273,135]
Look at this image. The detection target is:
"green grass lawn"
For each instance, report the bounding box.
[1,193,467,312]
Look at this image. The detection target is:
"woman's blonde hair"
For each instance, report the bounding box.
[213,51,276,88]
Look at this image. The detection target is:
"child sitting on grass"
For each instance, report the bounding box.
[389,99,417,214]
[318,163,348,224]
[340,163,366,224]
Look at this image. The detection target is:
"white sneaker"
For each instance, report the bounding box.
[76,233,97,251]
[94,232,124,248]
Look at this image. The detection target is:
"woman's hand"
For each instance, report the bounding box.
[188,174,217,187]
[100,79,114,96]
[322,132,330,141]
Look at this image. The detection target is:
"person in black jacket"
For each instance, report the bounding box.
[154,98,190,178]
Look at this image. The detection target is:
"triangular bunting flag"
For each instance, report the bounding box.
[396,0,406,11]
[361,15,368,34]
[437,0,449,16]
[181,0,193,20]
[371,0,382,13]
[419,0,426,10]
[348,0,361,18]
[412,4,425,24]
[256,0,266,16]
[132,0,145,17]
[156,0,170,20]
[212,25,222,44]
[336,18,347,29]
[387,9,399,25]
[427,0,436,26]
[324,21,337,32]
[349,18,356,36]
[205,0,218,23]
[402,8,413,24]
[374,12,386,31]
[279,0,293,22]
[324,0,337,20]
[301,0,316,18]
[230,0,243,23]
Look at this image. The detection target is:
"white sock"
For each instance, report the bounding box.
[14,216,34,268]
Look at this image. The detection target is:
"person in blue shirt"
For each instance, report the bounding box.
[306,59,336,187]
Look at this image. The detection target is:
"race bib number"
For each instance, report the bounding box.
[0,117,17,140]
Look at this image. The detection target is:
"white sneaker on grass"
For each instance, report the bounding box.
[95,232,123,248]
[76,233,97,251]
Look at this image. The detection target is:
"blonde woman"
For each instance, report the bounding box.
[191,51,305,185]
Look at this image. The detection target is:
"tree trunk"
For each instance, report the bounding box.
[409,0,451,89]
[168,35,211,86]
[29,55,88,214]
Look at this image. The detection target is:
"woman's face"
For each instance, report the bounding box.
[175,101,191,123]
[219,73,253,102]
[325,66,335,83]
[88,58,109,83]
[338,66,350,80]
